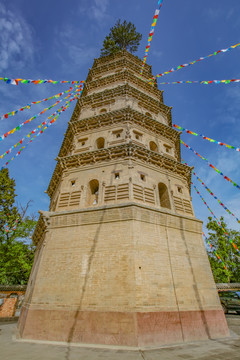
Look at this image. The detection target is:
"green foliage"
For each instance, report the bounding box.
[101,19,142,57]
[0,169,37,285]
[206,216,240,283]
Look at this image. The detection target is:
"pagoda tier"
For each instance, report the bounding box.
[74,84,171,125]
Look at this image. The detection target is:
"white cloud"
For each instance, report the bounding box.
[54,25,97,70]
[152,50,163,59]
[0,4,34,72]
[205,8,222,20]
[91,0,110,21]
[226,8,234,21]
[212,86,240,129]
[78,0,110,22]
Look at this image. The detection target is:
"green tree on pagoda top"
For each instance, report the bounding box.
[101,19,142,57]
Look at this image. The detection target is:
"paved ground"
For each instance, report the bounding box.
[1,314,240,360]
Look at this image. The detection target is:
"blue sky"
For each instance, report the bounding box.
[0,0,240,233]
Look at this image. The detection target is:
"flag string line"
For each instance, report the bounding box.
[182,159,240,225]
[0,86,83,143]
[202,232,227,271]
[149,41,240,82]
[0,86,78,121]
[0,93,81,171]
[181,140,240,190]
[2,218,19,235]
[0,88,82,161]
[174,124,240,152]
[140,0,164,76]
[157,78,240,85]
[192,182,240,254]
[0,78,85,86]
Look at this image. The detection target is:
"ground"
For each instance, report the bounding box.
[0,314,240,360]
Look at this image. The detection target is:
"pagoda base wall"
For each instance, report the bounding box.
[18,308,228,347]
[18,203,230,347]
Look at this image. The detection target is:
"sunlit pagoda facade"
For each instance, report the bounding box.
[18,50,229,347]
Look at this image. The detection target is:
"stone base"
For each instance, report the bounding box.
[18,307,229,347]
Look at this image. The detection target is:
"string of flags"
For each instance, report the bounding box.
[3,218,19,235]
[140,0,164,76]
[182,159,240,224]
[0,95,80,171]
[174,124,240,152]
[192,183,240,254]
[181,140,240,190]
[0,86,76,121]
[0,92,82,160]
[202,232,227,270]
[149,41,240,81]
[157,78,240,85]
[0,77,85,86]
[0,86,82,142]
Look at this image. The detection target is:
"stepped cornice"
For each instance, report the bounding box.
[47,143,191,198]
[84,69,163,101]
[32,211,50,246]
[71,84,172,126]
[57,107,180,159]
[86,57,152,83]
[47,162,63,198]
[92,50,152,75]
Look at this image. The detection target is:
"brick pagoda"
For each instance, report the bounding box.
[18,50,229,347]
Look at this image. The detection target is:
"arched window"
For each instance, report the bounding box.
[100,108,107,114]
[158,183,171,209]
[145,112,152,118]
[96,137,105,149]
[149,141,158,152]
[87,180,99,206]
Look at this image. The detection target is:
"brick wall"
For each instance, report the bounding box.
[0,286,26,318]
[0,298,17,317]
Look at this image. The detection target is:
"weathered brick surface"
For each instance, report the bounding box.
[0,298,17,317]
[0,288,26,318]
[18,204,229,345]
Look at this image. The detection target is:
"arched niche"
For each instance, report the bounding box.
[100,108,107,114]
[149,141,158,152]
[96,137,105,149]
[87,179,99,206]
[158,183,171,209]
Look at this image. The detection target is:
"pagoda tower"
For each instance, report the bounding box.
[18,50,229,347]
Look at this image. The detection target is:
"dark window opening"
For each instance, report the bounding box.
[158,183,171,209]
[149,141,158,152]
[113,129,123,139]
[88,179,99,206]
[96,137,105,149]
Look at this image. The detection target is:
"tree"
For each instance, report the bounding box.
[0,169,37,285]
[101,19,142,57]
[206,216,240,283]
